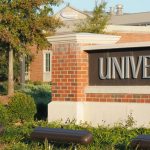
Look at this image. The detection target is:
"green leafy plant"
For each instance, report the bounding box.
[125,113,136,128]
[8,92,37,123]
[0,0,63,96]
[6,142,28,150]
[1,120,150,150]
[0,104,8,125]
[1,115,150,150]
[17,82,51,120]
[75,2,109,33]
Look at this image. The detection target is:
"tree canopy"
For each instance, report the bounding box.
[75,3,109,34]
[0,0,63,95]
[0,0,62,52]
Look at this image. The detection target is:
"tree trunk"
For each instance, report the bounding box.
[8,47,14,96]
[20,56,25,85]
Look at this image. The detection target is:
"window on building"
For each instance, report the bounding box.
[43,51,52,82]
[45,53,51,72]
[25,55,31,80]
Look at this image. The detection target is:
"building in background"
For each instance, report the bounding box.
[26,4,150,82]
[55,4,150,34]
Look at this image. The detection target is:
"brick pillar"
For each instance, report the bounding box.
[51,43,88,102]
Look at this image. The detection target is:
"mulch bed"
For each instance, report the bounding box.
[0,144,5,150]
[0,95,10,105]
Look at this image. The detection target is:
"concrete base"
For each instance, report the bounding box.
[48,101,150,127]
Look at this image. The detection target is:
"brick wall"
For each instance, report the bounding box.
[51,33,150,103]
[117,33,150,43]
[85,33,150,103]
[86,94,150,103]
[29,46,43,81]
[51,43,88,101]
[84,33,150,103]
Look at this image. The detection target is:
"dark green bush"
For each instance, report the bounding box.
[0,104,8,125]
[8,92,37,123]
[16,83,51,120]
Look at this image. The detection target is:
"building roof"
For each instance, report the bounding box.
[110,12,150,26]
[55,5,88,21]
[105,25,150,33]
[55,5,150,33]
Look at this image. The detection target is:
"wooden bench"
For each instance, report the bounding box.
[130,135,150,149]
[30,127,93,145]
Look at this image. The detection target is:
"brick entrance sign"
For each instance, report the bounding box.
[47,33,150,126]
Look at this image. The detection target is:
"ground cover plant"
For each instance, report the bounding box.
[1,117,150,150]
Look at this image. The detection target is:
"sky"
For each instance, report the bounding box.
[54,0,150,14]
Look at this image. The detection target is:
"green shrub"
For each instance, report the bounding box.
[16,83,51,120]
[1,120,150,150]
[5,142,28,150]
[8,92,37,123]
[0,104,8,125]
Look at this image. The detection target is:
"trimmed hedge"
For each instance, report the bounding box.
[8,92,37,123]
[16,82,51,120]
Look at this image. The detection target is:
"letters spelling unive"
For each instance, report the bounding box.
[99,56,150,79]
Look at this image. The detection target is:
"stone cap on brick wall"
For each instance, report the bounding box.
[81,41,150,51]
[47,33,121,44]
